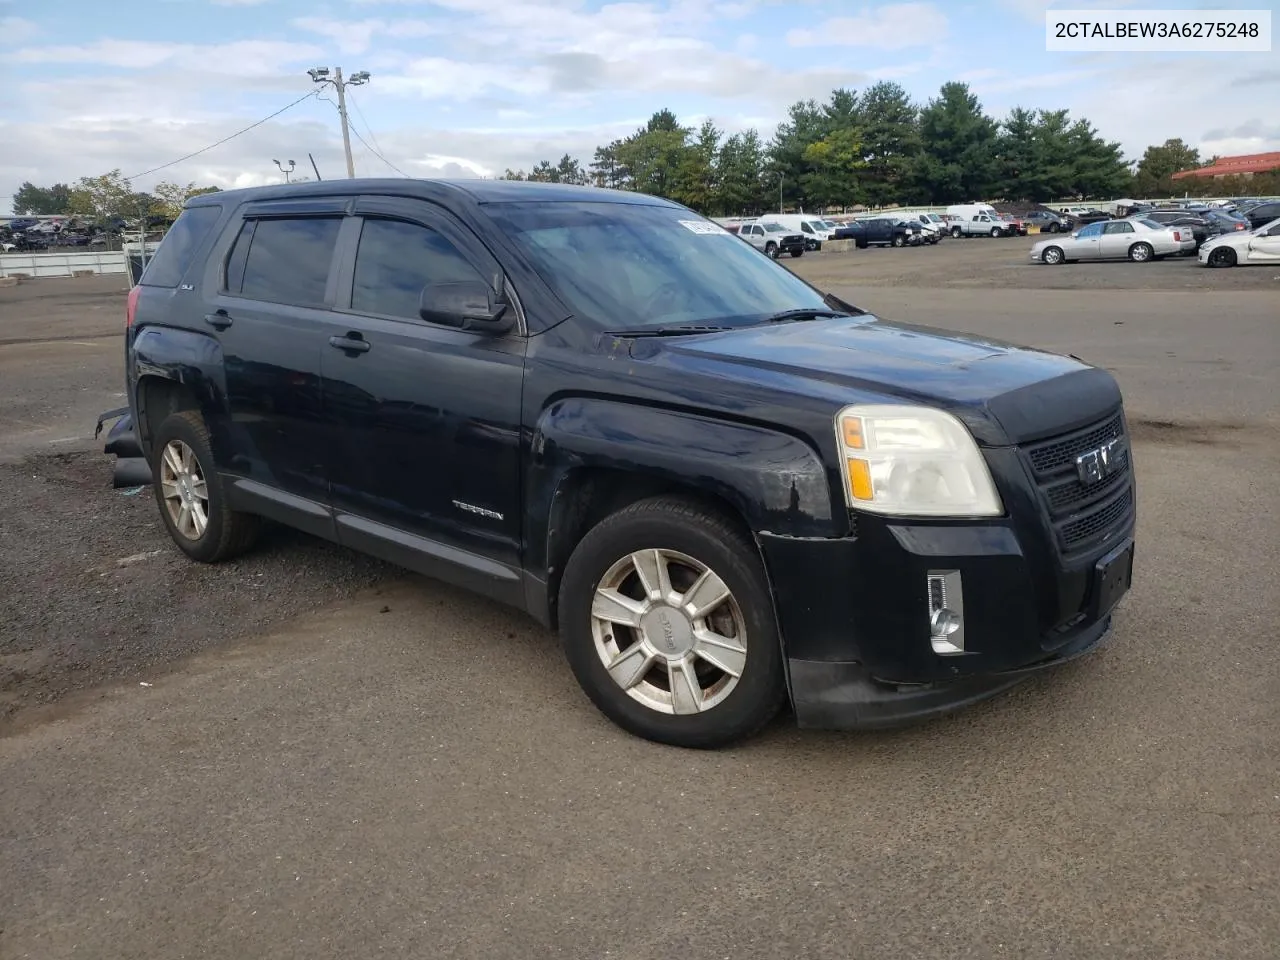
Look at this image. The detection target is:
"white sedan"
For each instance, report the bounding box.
[1198,217,1280,267]
[1029,218,1188,264]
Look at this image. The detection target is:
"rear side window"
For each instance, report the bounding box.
[350,218,486,320]
[140,205,221,288]
[235,217,342,305]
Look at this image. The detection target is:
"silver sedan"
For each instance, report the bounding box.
[1029,218,1187,264]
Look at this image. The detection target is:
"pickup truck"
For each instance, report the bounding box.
[948,213,1011,238]
[737,219,806,258]
[833,217,923,247]
[97,179,1136,748]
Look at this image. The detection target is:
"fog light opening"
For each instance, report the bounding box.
[927,570,966,655]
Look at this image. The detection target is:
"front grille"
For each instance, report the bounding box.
[1021,410,1135,555]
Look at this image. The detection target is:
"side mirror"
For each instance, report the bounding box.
[1070,231,1079,239]
[418,278,512,333]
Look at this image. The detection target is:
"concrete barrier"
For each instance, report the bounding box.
[822,239,857,253]
[0,276,19,288]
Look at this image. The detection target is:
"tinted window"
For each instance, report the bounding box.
[351,218,486,320]
[140,205,221,288]
[239,217,341,305]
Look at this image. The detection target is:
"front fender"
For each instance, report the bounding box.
[526,397,843,579]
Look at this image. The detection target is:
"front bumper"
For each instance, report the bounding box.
[759,494,1134,730]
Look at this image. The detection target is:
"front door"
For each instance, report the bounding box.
[319,198,526,583]
[1071,221,1105,259]
[200,202,348,533]
[1246,221,1280,261]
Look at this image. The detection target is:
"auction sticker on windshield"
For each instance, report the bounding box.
[679,220,731,235]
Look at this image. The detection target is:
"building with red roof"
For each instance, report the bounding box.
[1172,152,1280,180]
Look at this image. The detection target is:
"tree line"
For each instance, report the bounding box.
[11,171,222,223]
[502,81,1269,216]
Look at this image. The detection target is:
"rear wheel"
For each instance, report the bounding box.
[789,248,803,258]
[558,497,785,749]
[1208,246,1237,267]
[150,411,259,563]
[1128,242,1153,263]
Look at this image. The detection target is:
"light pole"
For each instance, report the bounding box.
[308,67,371,179]
[778,173,784,213]
[273,159,295,183]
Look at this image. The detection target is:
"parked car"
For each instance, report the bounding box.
[738,219,806,258]
[95,178,1136,748]
[5,217,40,232]
[837,217,922,247]
[1202,209,1250,233]
[1029,218,1188,264]
[947,212,1010,238]
[997,214,1028,236]
[1198,217,1280,267]
[897,216,940,243]
[763,214,837,250]
[1138,211,1218,250]
[1021,210,1068,233]
[1239,200,1280,230]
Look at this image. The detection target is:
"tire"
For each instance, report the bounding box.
[951,226,963,239]
[558,496,786,749]
[892,234,905,247]
[990,227,1002,238]
[1128,242,1153,262]
[856,239,868,249]
[1046,223,1059,233]
[764,241,777,258]
[1041,245,1065,265]
[1208,246,1237,268]
[149,410,259,563]
[789,248,803,258]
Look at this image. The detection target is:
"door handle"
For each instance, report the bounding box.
[328,334,370,353]
[204,311,233,330]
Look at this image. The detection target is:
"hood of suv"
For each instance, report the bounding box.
[657,315,1121,445]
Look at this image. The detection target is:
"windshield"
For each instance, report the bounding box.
[484,201,830,329]
[759,222,787,233]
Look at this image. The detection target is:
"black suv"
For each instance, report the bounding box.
[99,179,1136,748]
[1240,200,1280,229]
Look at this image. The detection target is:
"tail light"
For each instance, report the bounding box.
[125,284,141,328]
[1172,231,1182,242]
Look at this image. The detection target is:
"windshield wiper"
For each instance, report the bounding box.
[760,308,850,324]
[603,325,735,338]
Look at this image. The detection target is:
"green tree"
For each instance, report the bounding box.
[615,110,691,199]
[802,126,865,209]
[716,129,767,215]
[152,181,219,219]
[1063,118,1131,198]
[590,141,626,189]
[671,120,721,213]
[12,182,72,216]
[858,81,920,208]
[67,170,138,222]
[1133,138,1201,196]
[918,82,998,203]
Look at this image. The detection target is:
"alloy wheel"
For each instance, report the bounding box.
[589,548,747,716]
[159,439,209,540]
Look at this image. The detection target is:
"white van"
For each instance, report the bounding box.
[763,214,839,250]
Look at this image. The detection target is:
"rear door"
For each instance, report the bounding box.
[319,196,526,584]
[199,198,349,534]
[1099,220,1136,258]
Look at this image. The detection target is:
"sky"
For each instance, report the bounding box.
[1,0,1277,213]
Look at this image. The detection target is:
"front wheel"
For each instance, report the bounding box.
[892,234,905,247]
[1208,246,1237,268]
[1041,245,1065,265]
[1128,242,1153,263]
[951,226,963,239]
[765,241,778,258]
[558,497,786,749]
[789,248,803,258]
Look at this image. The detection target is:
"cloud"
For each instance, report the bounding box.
[5,39,323,73]
[291,16,445,55]
[0,16,39,45]
[787,3,948,49]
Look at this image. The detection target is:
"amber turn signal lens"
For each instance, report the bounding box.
[846,458,873,500]
[841,418,865,449]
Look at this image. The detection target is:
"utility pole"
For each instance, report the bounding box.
[308,67,371,179]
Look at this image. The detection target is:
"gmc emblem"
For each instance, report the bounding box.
[1076,436,1124,485]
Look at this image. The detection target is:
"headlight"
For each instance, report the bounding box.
[834,404,1004,517]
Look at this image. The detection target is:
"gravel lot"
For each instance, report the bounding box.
[1,240,1277,959]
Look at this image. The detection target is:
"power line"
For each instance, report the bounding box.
[343,108,410,178]
[123,90,319,181]
[346,87,386,162]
